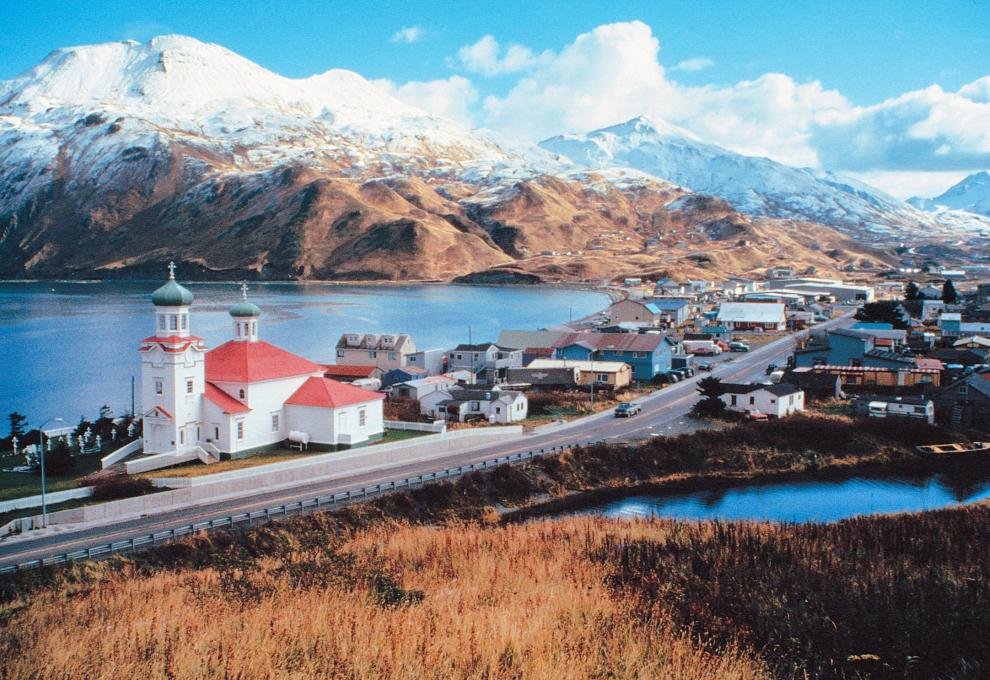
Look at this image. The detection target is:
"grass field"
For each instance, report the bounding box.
[2,417,986,678]
[0,455,101,503]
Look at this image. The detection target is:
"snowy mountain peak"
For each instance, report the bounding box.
[539,117,984,237]
[598,114,701,142]
[0,34,427,127]
[909,171,990,217]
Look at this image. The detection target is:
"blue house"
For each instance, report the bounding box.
[382,366,429,388]
[794,327,910,368]
[553,332,671,381]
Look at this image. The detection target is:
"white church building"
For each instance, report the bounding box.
[140,266,384,457]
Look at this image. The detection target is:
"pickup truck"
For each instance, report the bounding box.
[614,402,642,417]
[729,341,750,352]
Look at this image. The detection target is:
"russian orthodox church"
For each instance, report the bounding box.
[140,264,384,456]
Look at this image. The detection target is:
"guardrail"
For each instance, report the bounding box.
[0,438,616,575]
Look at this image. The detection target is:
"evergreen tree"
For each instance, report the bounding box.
[7,412,27,439]
[692,377,726,418]
[34,438,76,476]
[904,281,920,301]
[942,279,959,304]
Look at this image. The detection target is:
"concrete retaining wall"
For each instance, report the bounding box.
[33,426,523,528]
[0,486,94,513]
[101,438,143,468]
[124,448,200,475]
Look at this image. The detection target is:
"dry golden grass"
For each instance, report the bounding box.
[0,518,765,680]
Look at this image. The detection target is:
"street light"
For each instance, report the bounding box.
[38,417,64,529]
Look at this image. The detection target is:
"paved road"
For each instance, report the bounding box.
[0,312,853,567]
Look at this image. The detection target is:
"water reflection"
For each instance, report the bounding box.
[573,473,990,523]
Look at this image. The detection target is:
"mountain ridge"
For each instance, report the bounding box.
[0,35,979,282]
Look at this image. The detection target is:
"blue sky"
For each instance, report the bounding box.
[3,0,986,103]
[3,1,989,197]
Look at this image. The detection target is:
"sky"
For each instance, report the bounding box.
[2,0,989,198]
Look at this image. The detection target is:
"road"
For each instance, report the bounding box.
[0,312,853,568]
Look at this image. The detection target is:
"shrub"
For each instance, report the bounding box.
[89,475,156,501]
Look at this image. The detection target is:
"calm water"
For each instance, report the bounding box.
[0,281,608,425]
[573,474,990,523]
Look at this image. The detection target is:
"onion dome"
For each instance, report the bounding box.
[151,262,194,307]
[229,282,261,317]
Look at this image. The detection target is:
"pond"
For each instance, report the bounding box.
[571,473,990,523]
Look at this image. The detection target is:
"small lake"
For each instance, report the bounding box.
[0,281,609,424]
[572,474,990,523]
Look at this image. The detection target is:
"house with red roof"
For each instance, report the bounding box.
[140,270,383,457]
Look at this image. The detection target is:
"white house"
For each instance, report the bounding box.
[718,383,805,417]
[716,302,787,331]
[420,386,528,423]
[140,267,384,457]
[390,375,459,400]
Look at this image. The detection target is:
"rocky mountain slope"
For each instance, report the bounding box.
[539,116,987,241]
[0,35,953,282]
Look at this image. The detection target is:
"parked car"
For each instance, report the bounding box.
[671,368,691,380]
[697,361,714,372]
[729,341,750,352]
[614,402,642,417]
[765,363,778,375]
[744,410,768,421]
[665,371,682,383]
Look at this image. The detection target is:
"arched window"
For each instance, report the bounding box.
[239,389,245,399]
[158,315,166,330]
[180,314,187,330]
[250,321,256,335]
[169,315,178,331]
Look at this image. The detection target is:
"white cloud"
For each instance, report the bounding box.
[382,21,990,197]
[811,82,990,172]
[671,56,714,73]
[373,75,478,126]
[845,170,979,200]
[390,26,423,44]
[456,35,547,76]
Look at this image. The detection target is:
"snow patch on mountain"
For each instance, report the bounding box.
[909,171,990,217]
[539,116,987,238]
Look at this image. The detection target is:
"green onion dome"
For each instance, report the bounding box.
[229,282,261,317]
[151,263,194,306]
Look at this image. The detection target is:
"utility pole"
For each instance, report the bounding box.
[131,376,135,417]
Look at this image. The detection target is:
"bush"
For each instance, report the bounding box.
[383,397,421,422]
[89,475,156,501]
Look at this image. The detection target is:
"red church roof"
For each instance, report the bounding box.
[203,382,251,414]
[285,377,385,409]
[206,340,323,383]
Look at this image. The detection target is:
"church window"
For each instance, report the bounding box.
[271,413,280,432]
[186,379,194,394]
[358,409,366,427]
[236,421,244,440]
[154,379,163,396]
[158,316,166,330]
[214,426,220,440]
[239,388,246,399]
[180,314,187,330]
[250,321,256,335]
[169,315,178,331]
[179,429,185,445]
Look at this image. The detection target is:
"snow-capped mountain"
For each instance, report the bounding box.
[539,115,978,238]
[909,171,990,216]
[0,36,981,281]
[0,34,563,213]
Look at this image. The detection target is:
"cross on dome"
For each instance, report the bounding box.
[241,281,249,299]
[167,261,176,280]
